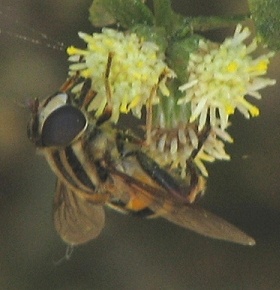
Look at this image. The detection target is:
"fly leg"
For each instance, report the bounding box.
[185,124,211,203]
[58,69,97,111]
[78,78,97,110]
[145,70,168,146]
[59,72,80,93]
[96,53,114,125]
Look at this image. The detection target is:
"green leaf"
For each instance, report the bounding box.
[89,0,154,28]
[152,0,185,36]
[248,0,280,50]
[167,35,202,83]
[183,15,249,33]
[153,0,172,27]
[89,0,116,27]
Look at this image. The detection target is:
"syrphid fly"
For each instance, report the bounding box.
[27,73,255,247]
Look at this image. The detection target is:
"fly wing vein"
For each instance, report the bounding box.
[53,180,105,245]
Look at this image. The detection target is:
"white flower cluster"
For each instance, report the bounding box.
[178,24,275,130]
[67,28,175,122]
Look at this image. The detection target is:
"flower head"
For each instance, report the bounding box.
[178,24,276,131]
[67,28,175,122]
[147,123,232,178]
[193,125,232,176]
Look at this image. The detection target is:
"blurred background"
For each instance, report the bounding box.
[0,0,280,289]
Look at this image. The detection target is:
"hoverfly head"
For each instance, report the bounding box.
[27,92,88,148]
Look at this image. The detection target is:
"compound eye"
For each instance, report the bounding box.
[41,105,86,147]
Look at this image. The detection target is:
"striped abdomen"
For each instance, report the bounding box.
[43,125,114,198]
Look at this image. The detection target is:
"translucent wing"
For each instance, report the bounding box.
[53,180,105,245]
[161,203,255,246]
[109,170,255,246]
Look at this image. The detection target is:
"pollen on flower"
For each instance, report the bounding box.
[67,28,175,122]
[227,62,238,73]
[178,24,276,131]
